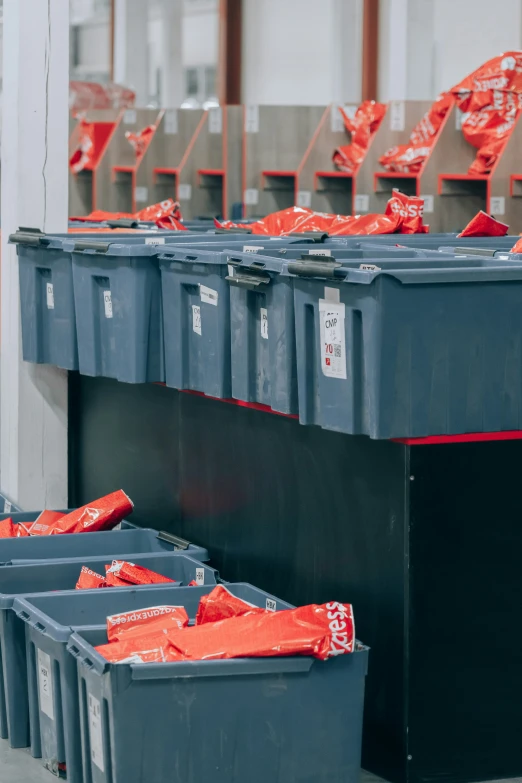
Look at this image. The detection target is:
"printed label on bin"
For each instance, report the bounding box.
[3,500,11,513]
[145,237,165,245]
[38,649,54,720]
[103,291,113,319]
[243,245,261,253]
[200,285,218,306]
[354,194,370,213]
[266,598,277,612]
[192,305,201,335]
[297,190,312,208]
[490,196,506,215]
[196,567,205,585]
[244,188,259,206]
[46,282,55,309]
[134,186,148,203]
[319,300,347,380]
[88,694,104,772]
[227,264,235,278]
[308,249,332,257]
[178,184,192,201]
[359,263,381,272]
[260,308,268,339]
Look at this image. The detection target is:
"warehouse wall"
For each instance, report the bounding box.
[379,0,522,101]
[242,0,363,105]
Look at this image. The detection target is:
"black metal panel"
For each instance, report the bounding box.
[409,441,522,783]
[69,376,409,782]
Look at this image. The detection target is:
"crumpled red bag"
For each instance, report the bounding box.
[107,605,189,642]
[70,198,186,230]
[45,490,133,535]
[22,510,65,537]
[166,602,355,662]
[95,633,183,663]
[196,585,266,625]
[333,101,386,173]
[0,518,15,539]
[217,191,428,236]
[69,119,95,174]
[104,560,176,586]
[379,93,453,173]
[451,53,522,174]
[76,566,105,590]
[125,125,155,160]
[457,210,509,237]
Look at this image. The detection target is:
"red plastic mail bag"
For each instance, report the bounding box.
[196,585,266,625]
[76,566,105,590]
[125,125,155,160]
[457,210,509,237]
[106,605,189,642]
[49,490,133,535]
[333,101,386,173]
[0,518,14,539]
[69,119,95,173]
[167,602,355,662]
[95,634,183,663]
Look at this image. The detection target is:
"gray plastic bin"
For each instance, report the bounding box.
[8,228,182,372]
[0,554,217,751]
[158,247,233,397]
[15,583,290,783]
[68,621,368,783]
[225,245,464,415]
[292,255,522,439]
[0,527,209,566]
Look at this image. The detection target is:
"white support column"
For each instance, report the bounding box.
[159,0,183,108]
[378,0,409,102]
[1,0,69,509]
[114,0,150,105]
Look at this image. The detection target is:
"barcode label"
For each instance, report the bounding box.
[192,305,201,335]
[88,694,104,771]
[200,285,218,306]
[195,567,205,585]
[319,300,347,380]
[103,291,113,319]
[260,308,268,339]
[38,650,54,720]
[266,598,277,612]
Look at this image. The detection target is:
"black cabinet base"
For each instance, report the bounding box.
[69,374,522,783]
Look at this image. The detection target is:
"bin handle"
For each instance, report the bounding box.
[226,268,271,288]
[287,258,342,278]
[106,218,139,229]
[214,227,253,234]
[157,531,192,550]
[287,231,329,241]
[9,228,49,246]
[67,635,109,675]
[73,240,111,253]
[131,656,314,681]
[452,246,498,257]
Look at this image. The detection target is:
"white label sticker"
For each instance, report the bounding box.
[192,305,201,335]
[227,264,235,277]
[297,190,312,208]
[456,109,465,130]
[319,300,347,380]
[331,104,357,132]
[164,109,178,135]
[420,194,434,213]
[123,109,137,125]
[195,567,205,586]
[208,107,222,134]
[200,285,218,306]
[103,291,113,319]
[324,287,340,304]
[243,245,260,253]
[38,650,54,720]
[360,263,381,271]
[46,282,55,310]
[490,196,506,215]
[308,249,332,257]
[88,694,104,772]
[245,105,259,133]
[145,237,165,245]
[260,308,268,339]
[134,186,148,203]
[390,101,405,131]
[178,184,192,201]
[3,500,11,513]
[266,598,277,612]
[244,188,259,206]
[354,194,370,213]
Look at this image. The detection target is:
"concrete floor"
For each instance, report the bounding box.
[2,742,521,783]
